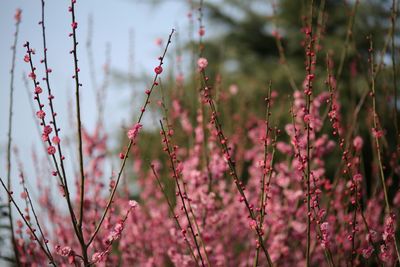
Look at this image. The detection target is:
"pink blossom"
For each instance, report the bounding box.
[155,38,163,46]
[56,245,72,257]
[52,136,60,145]
[229,84,238,95]
[199,27,205,36]
[353,136,363,151]
[197,57,208,70]
[42,133,49,142]
[20,191,27,199]
[353,173,362,183]
[320,222,330,249]
[383,213,395,242]
[91,252,106,263]
[47,146,56,155]
[372,128,384,138]
[128,200,138,208]
[43,125,52,135]
[28,72,36,80]
[14,9,22,23]
[34,86,43,94]
[36,110,46,119]
[249,219,257,230]
[127,123,142,140]
[154,65,163,74]
[362,246,374,259]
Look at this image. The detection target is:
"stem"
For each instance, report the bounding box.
[158,83,210,266]
[289,103,335,267]
[271,1,298,92]
[38,5,84,257]
[24,42,83,248]
[369,37,400,264]
[305,1,314,264]
[325,55,382,264]
[87,29,175,247]
[25,188,54,261]
[40,0,72,203]
[391,0,398,136]
[254,83,274,267]
[69,0,86,232]
[6,10,21,266]
[160,121,208,267]
[0,178,56,266]
[199,69,273,267]
[150,166,200,266]
[336,0,359,86]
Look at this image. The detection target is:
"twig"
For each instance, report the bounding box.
[254,82,274,267]
[368,37,400,264]
[159,121,209,267]
[391,0,398,136]
[305,1,315,265]
[0,178,56,266]
[198,68,273,266]
[150,166,200,267]
[87,29,175,247]
[6,8,22,266]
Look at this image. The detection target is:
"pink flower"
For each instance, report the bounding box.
[128,200,138,208]
[28,72,36,80]
[353,136,363,151]
[199,27,205,36]
[383,213,395,242]
[197,57,208,70]
[127,123,142,140]
[154,66,163,74]
[47,146,56,155]
[52,136,60,145]
[20,191,27,199]
[306,74,315,81]
[14,9,22,23]
[362,246,374,259]
[249,219,257,230]
[43,125,52,135]
[91,252,104,263]
[42,134,49,142]
[303,114,313,123]
[55,245,72,257]
[372,128,384,138]
[36,110,46,119]
[34,86,43,94]
[155,38,163,46]
[320,222,330,249]
[24,54,30,63]
[229,84,238,95]
[71,22,78,29]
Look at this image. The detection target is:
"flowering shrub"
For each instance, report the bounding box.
[1,1,400,266]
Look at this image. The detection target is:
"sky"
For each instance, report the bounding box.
[0,0,193,260]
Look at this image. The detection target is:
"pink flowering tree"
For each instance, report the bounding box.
[1,0,400,266]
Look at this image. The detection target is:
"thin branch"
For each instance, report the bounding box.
[150,166,200,267]
[198,69,273,266]
[6,9,22,266]
[87,29,175,247]
[159,121,208,267]
[0,178,56,266]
